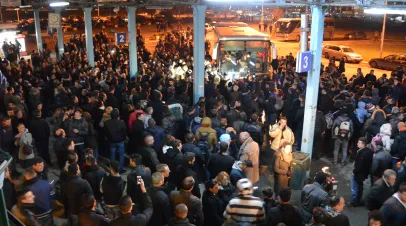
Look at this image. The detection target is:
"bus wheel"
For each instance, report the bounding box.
[296,35,300,42]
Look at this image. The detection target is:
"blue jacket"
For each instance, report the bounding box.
[146,126,165,152]
[23,177,55,214]
[230,162,245,186]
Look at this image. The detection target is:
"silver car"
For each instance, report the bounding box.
[322,44,363,63]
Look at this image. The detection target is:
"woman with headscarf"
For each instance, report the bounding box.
[273,141,293,197]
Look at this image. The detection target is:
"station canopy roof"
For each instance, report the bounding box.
[25,0,406,9]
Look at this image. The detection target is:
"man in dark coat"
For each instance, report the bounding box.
[182,132,206,182]
[109,181,153,226]
[127,154,152,214]
[208,142,234,178]
[64,109,88,166]
[146,172,173,226]
[60,164,93,225]
[266,187,302,226]
[324,196,350,226]
[366,169,396,211]
[202,180,225,226]
[176,152,201,198]
[104,108,127,172]
[129,112,146,154]
[138,135,160,173]
[146,118,165,153]
[106,86,119,109]
[30,110,51,165]
[78,193,110,226]
[350,137,373,206]
[167,204,196,226]
[170,177,204,226]
[379,182,406,226]
[82,156,106,202]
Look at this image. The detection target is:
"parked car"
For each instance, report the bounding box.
[369,54,406,71]
[322,44,363,63]
[344,31,367,40]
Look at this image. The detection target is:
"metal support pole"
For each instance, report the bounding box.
[380,14,386,58]
[300,5,325,177]
[84,8,95,67]
[300,14,309,52]
[193,5,207,104]
[33,9,43,55]
[127,6,138,78]
[16,9,19,23]
[55,9,64,59]
[0,189,10,226]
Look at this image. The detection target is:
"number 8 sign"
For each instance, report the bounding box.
[115,33,127,45]
[296,51,312,73]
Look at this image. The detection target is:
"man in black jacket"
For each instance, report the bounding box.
[366,169,396,211]
[350,137,373,207]
[31,156,48,181]
[82,156,106,202]
[324,196,350,226]
[207,142,234,178]
[127,154,152,214]
[30,110,51,165]
[379,182,406,226]
[138,135,160,173]
[78,193,110,226]
[182,132,206,183]
[176,152,201,198]
[266,187,302,226]
[146,172,173,226]
[104,108,127,172]
[60,163,93,226]
[65,109,88,167]
[100,160,126,220]
[53,129,68,170]
[109,179,153,226]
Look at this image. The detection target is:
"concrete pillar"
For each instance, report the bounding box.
[300,6,325,170]
[55,9,64,59]
[127,6,138,78]
[33,9,43,55]
[193,5,207,104]
[84,8,95,67]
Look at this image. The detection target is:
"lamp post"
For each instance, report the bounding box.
[380,13,386,58]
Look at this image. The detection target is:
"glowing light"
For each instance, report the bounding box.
[249,61,255,66]
[364,8,406,15]
[49,2,70,7]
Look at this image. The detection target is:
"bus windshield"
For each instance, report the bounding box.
[275,20,300,34]
[219,40,269,75]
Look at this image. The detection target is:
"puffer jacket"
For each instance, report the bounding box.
[162,113,176,135]
[379,123,392,152]
[371,148,392,178]
[66,117,88,144]
[195,117,218,150]
[238,137,260,184]
[269,123,294,151]
[300,182,329,224]
[354,101,368,124]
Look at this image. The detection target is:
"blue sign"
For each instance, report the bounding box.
[296,51,312,73]
[115,32,126,45]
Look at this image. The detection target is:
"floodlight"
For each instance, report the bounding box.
[49,1,70,7]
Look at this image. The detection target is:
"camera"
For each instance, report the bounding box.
[322,167,338,196]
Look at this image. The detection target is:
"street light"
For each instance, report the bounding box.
[49,1,70,7]
[364,7,406,58]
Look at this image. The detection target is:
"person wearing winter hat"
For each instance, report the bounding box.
[223,178,265,224]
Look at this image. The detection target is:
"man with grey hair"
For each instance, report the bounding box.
[238,132,260,184]
[147,172,172,226]
[143,107,153,129]
[366,169,396,211]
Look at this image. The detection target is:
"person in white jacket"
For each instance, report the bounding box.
[376,123,393,152]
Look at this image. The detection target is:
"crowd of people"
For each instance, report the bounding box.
[0,21,406,226]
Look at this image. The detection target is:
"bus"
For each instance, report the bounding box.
[207,26,276,79]
[271,17,335,41]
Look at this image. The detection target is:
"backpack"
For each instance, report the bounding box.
[334,120,351,139]
[197,139,211,164]
[370,134,383,152]
[325,113,334,129]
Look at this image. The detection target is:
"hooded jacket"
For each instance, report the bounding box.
[379,123,392,152]
[104,109,127,143]
[354,101,368,124]
[195,117,217,150]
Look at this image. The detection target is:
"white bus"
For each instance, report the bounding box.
[208,26,276,79]
[272,17,335,41]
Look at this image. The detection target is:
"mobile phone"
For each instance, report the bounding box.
[137,176,141,185]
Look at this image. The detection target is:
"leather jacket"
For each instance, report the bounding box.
[300,182,329,224]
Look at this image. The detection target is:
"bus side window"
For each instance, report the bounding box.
[212,43,219,60]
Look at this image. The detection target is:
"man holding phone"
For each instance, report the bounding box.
[269,116,295,152]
